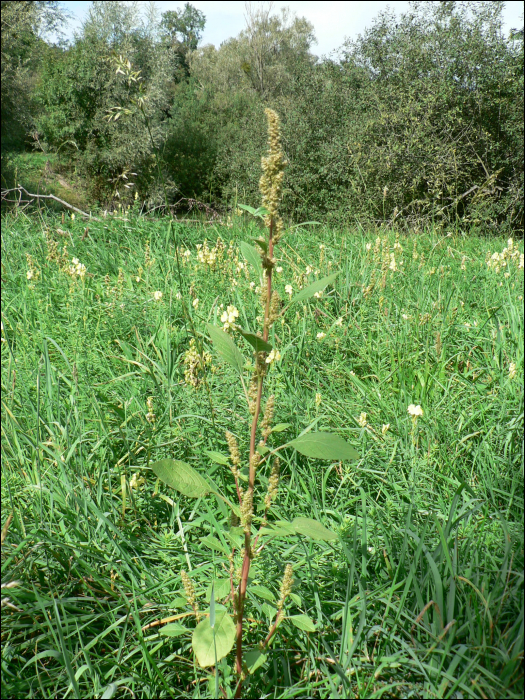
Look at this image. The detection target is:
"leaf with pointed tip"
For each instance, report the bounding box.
[206,324,245,375]
[192,612,236,667]
[292,516,338,541]
[288,432,359,461]
[236,327,273,353]
[245,649,267,674]
[151,459,212,498]
[271,423,292,433]
[253,237,268,254]
[250,585,275,602]
[204,450,229,465]
[160,623,189,637]
[290,273,339,305]
[240,241,263,279]
[287,614,316,632]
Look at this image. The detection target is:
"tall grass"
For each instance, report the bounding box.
[1,204,523,698]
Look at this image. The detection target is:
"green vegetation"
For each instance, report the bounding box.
[1,1,523,232]
[1,2,523,697]
[2,198,523,696]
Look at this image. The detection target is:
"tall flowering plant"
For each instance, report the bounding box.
[150,109,359,697]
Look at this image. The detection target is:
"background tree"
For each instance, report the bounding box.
[160,2,205,79]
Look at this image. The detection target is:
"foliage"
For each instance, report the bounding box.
[1,201,523,697]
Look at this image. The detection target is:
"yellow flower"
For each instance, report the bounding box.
[266,348,281,364]
[407,404,423,417]
[220,305,239,330]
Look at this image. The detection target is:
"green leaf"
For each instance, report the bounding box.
[151,459,212,498]
[271,423,291,433]
[290,273,339,305]
[192,612,236,667]
[240,241,263,279]
[236,327,273,353]
[253,237,268,254]
[204,450,229,466]
[206,324,245,375]
[200,536,230,556]
[287,614,316,632]
[288,432,359,461]
[256,444,270,456]
[205,578,231,602]
[261,603,278,620]
[250,585,275,602]
[209,583,215,628]
[237,204,269,219]
[160,623,189,637]
[292,516,338,541]
[244,649,267,674]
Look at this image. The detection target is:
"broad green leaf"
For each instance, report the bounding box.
[257,444,270,456]
[192,612,236,667]
[236,327,273,353]
[206,324,245,375]
[237,204,269,219]
[205,579,231,602]
[244,649,267,674]
[204,450,229,465]
[290,273,339,305]
[287,614,316,632]
[200,536,231,556]
[288,432,359,461]
[271,423,291,433]
[292,516,338,541]
[160,623,189,637]
[240,241,263,279]
[261,603,278,620]
[250,585,275,602]
[151,459,212,498]
[253,237,268,254]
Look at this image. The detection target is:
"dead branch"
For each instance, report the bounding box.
[1,185,101,221]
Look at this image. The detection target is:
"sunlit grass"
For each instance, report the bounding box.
[1,210,523,698]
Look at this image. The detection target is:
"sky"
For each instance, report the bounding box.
[57,1,525,58]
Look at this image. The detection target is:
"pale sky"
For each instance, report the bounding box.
[58,1,524,57]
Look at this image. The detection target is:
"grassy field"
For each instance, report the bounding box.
[1,207,523,698]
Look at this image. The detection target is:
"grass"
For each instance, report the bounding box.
[1,206,523,698]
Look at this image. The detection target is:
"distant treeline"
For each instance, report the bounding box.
[2,1,523,233]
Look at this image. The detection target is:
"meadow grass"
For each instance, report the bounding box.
[1,204,523,698]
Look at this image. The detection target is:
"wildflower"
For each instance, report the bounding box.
[71,213,75,221]
[146,396,155,423]
[365,242,372,251]
[402,313,410,320]
[460,256,467,271]
[266,348,281,364]
[335,317,343,326]
[389,254,398,271]
[407,404,423,417]
[27,270,33,280]
[153,291,163,301]
[192,298,199,309]
[349,370,356,376]
[305,265,314,275]
[357,412,367,427]
[130,472,145,489]
[221,304,239,330]
[315,392,322,407]
[509,362,516,380]
[314,290,323,298]
[276,266,283,273]
[183,338,211,388]
[277,564,294,612]
[382,423,390,435]
[136,276,140,282]
[285,284,293,297]
[316,332,326,340]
